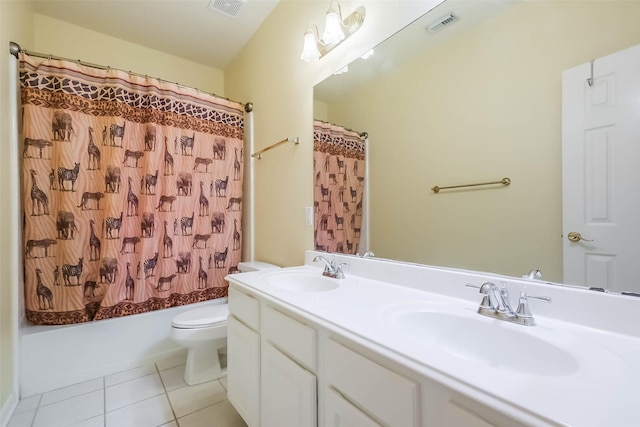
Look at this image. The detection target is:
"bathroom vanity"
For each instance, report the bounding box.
[226,251,640,427]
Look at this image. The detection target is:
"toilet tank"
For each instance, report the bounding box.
[237,261,281,272]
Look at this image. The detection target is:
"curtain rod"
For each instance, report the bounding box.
[314,118,367,139]
[9,40,246,107]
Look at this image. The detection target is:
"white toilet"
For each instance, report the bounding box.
[170,261,280,385]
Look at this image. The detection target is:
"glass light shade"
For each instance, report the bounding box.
[360,49,374,60]
[322,10,345,45]
[333,65,348,75]
[300,31,321,62]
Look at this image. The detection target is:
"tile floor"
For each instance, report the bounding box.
[8,353,247,427]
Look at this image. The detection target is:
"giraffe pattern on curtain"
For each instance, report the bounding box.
[20,54,244,325]
[313,120,366,255]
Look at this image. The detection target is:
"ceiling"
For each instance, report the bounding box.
[31,0,281,70]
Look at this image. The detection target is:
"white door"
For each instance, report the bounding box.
[562,43,640,292]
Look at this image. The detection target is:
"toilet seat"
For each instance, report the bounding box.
[172,304,229,329]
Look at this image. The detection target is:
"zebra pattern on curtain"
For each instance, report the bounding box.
[20,53,244,325]
[313,120,366,255]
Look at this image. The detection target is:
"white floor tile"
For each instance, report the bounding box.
[106,373,165,412]
[167,380,226,418]
[158,364,187,391]
[7,409,36,427]
[72,415,104,426]
[159,422,178,427]
[40,377,103,406]
[32,389,104,427]
[13,394,40,414]
[178,400,246,427]
[155,351,188,371]
[106,394,174,427]
[105,363,157,387]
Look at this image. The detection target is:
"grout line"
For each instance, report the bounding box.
[35,378,104,409]
[103,376,106,427]
[169,382,228,421]
[29,396,40,427]
[156,361,179,425]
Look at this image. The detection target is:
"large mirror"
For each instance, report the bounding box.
[313,0,640,292]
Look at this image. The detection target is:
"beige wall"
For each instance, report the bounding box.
[0,0,34,414]
[313,99,328,123]
[322,0,640,282]
[33,14,225,95]
[226,0,443,267]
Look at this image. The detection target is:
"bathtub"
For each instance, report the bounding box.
[19,298,227,397]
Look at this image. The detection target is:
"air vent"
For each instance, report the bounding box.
[427,13,458,34]
[208,0,247,17]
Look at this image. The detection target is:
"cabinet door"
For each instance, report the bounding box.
[261,342,317,427]
[227,315,260,427]
[325,388,381,427]
[325,339,420,426]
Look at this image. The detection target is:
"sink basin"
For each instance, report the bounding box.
[391,310,579,376]
[261,270,340,292]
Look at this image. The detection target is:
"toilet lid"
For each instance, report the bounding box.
[172,304,229,328]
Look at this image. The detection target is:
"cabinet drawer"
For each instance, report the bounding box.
[325,338,420,427]
[228,286,259,331]
[262,305,317,371]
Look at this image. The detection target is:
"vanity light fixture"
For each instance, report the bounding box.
[360,49,374,60]
[300,1,366,62]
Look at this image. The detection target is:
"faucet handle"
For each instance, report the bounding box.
[335,261,348,279]
[515,291,551,325]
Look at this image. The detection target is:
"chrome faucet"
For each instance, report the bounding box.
[467,282,551,326]
[524,269,542,280]
[313,255,347,279]
[361,251,375,258]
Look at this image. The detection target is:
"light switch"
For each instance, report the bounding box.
[305,206,313,226]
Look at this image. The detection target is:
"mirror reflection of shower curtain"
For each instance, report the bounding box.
[313,120,367,255]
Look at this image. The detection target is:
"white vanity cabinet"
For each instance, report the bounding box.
[227,284,318,427]
[260,305,318,427]
[261,341,317,426]
[227,288,261,427]
[324,388,381,427]
[323,338,420,426]
[227,278,524,427]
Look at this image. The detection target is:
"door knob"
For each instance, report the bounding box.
[567,231,594,243]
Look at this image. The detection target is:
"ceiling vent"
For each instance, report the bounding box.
[426,13,458,34]
[208,0,247,17]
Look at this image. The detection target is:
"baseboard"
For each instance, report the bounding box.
[0,391,18,427]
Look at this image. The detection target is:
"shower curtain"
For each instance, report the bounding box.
[20,54,244,325]
[313,120,366,255]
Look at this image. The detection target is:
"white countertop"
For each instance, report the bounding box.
[227,251,640,427]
